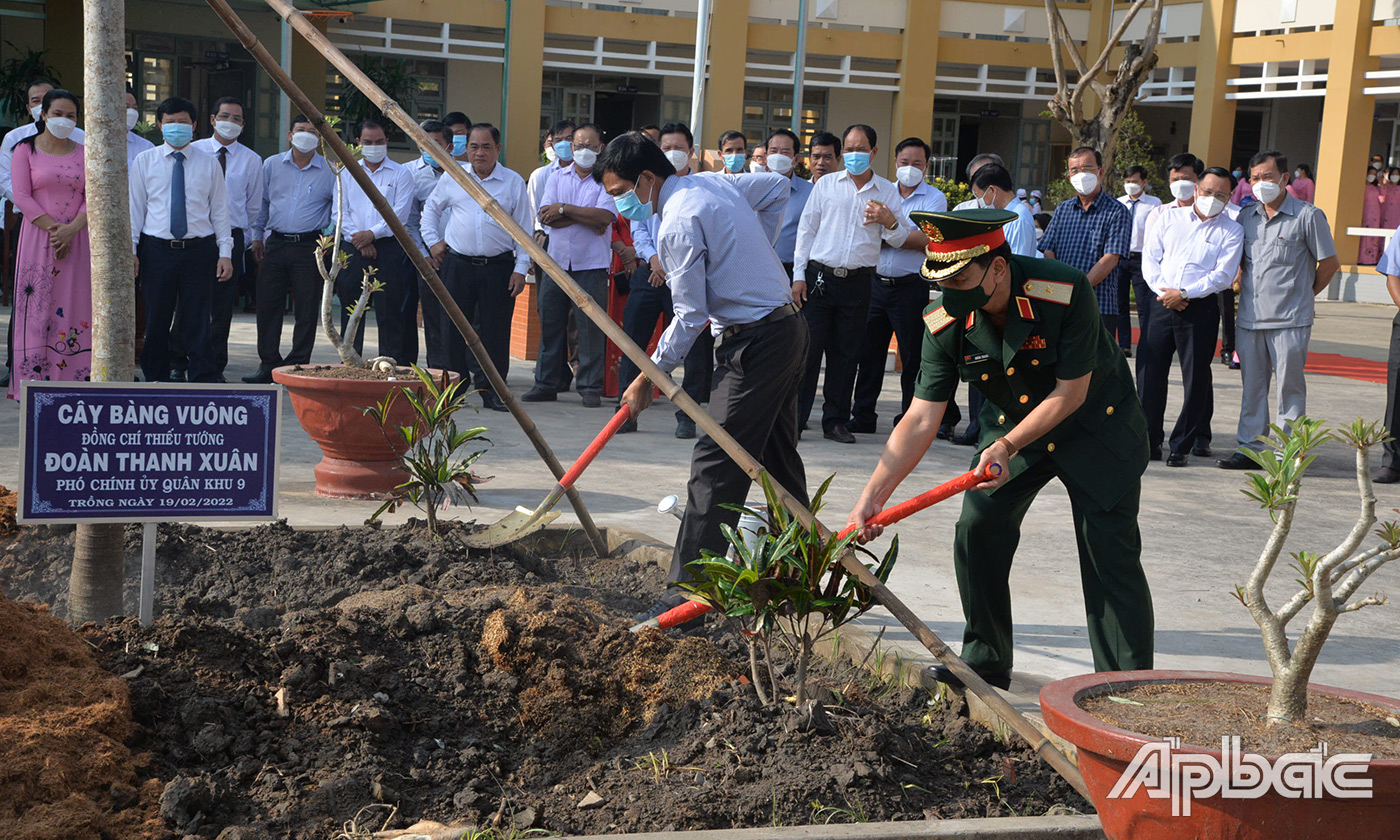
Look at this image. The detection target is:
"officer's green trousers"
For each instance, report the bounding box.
[952,455,1155,673]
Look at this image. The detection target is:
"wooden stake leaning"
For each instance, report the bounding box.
[242,0,1090,799]
[202,0,608,559]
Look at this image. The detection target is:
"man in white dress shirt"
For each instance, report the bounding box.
[182,96,262,382]
[1117,164,1162,353]
[124,91,154,167]
[596,132,800,621]
[792,124,911,443]
[337,118,417,364]
[422,123,531,412]
[850,137,945,436]
[130,96,233,384]
[1140,154,1202,355]
[1140,167,1244,466]
[407,118,451,370]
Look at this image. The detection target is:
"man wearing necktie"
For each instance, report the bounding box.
[130,97,233,383]
[1117,165,1162,358]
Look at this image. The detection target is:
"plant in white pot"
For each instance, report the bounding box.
[1039,417,1400,840]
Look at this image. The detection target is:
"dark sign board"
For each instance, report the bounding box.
[18,383,281,524]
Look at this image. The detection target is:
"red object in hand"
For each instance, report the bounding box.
[635,466,993,633]
[560,405,632,488]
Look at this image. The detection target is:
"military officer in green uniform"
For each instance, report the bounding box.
[846,208,1154,689]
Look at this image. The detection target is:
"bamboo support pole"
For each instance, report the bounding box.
[203,0,608,558]
[234,0,1089,799]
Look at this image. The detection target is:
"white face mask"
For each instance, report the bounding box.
[665,149,691,172]
[1369,173,1378,184]
[45,116,76,140]
[126,108,140,131]
[1170,179,1196,202]
[749,160,767,173]
[1196,195,1225,218]
[544,143,557,163]
[360,143,387,163]
[1124,182,1143,197]
[30,104,42,122]
[1391,175,1400,185]
[214,120,242,140]
[1372,161,1383,170]
[1252,180,1282,204]
[572,147,598,169]
[291,131,319,153]
[1034,227,1044,241]
[895,165,925,188]
[1069,172,1098,195]
[766,153,793,176]
[974,188,994,209]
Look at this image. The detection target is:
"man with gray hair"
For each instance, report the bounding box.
[952,153,1005,211]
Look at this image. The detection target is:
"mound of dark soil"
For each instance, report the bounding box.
[3,521,1086,837]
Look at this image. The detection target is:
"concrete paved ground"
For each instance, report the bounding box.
[1,299,1396,706]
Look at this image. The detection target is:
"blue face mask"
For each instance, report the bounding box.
[423,150,442,168]
[723,153,745,173]
[553,140,574,162]
[843,151,871,176]
[452,135,467,156]
[614,177,655,222]
[161,122,193,148]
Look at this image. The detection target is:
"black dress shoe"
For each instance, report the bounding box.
[1217,452,1256,470]
[1122,347,1133,358]
[847,419,877,434]
[483,393,509,412]
[242,368,274,384]
[928,664,1012,691]
[824,423,857,444]
[521,388,557,402]
[169,369,187,382]
[1166,453,1188,467]
[1374,467,1400,484]
[675,416,696,439]
[1149,447,1162,461]
[617,417,638,434]
[950,432,978,446]
[1228,359,1240,370]
[580,392,601,408]
[937,425,955,441]
[1191,443,1212,457]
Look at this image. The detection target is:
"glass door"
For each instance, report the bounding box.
[1017,118,1051,193]
[930,114,959,181]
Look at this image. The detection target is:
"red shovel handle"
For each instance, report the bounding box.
[559,405,633,488]
[837,465,995,539]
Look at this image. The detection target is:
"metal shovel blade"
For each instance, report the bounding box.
[460,505,562,548]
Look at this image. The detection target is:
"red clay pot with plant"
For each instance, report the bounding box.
[1041,670,1400,840]
[273,365,459,499]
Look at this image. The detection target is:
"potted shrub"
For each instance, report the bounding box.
[273,125,458,499]
[1040,418,1400,840]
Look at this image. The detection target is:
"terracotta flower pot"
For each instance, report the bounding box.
[1040,670,1400,840]
[273,364,459,500]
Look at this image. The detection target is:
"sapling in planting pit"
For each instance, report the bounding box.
[1230,417,1400,727]
[681,474,898,706]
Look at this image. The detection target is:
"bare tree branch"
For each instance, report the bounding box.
[1082,0,1153,89]
[1335,594,1388,614]
[1333,549,1400,605]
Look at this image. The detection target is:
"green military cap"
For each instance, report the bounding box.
[909,208,1020,281]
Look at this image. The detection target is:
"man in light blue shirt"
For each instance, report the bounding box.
[764,128,815,277]
[851,137,946,435]
[597,132,803,622]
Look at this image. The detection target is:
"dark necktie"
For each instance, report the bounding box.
[218,146,227,174]
[171,151,187,240]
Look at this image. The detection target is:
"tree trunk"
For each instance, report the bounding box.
[70,0,134,625]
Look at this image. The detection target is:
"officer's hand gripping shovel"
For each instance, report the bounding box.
[463,405,634,548]
[630,464,999,631]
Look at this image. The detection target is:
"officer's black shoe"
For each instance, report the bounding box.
[936,425,956,441]
[1192,443,1212,457]
[1149,447,1162,461]
[675,417,696,439]
[1166,453,1188,467]
[521,388,557,402]
[928,664,1012,691]
[847,419,877,434]
[1373,467,1400,484]
[169,369,187,382]
[824,423,857,444]
[1217,452,1256,470]
[242,367,274,384]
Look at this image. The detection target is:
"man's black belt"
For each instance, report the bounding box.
[270,230,321,242]
[142,233,215,250]
[878,272,923,287]
[809,261,874,279]
[449,249,513,267]
[723,302,799,339]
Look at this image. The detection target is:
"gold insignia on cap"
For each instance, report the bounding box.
[921,222,944,243]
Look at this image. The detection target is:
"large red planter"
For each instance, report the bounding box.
[273,364,458,499]
[1041,670,1400,840]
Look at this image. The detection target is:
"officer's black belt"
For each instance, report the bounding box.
[270,230,321,242]
[722,302,799,339]
[142,233,216,250]
[809,261,874,279]
[878,273,923,287]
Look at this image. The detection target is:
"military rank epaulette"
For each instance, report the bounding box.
[923,306,956,336]
[1021,278,1074,305]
